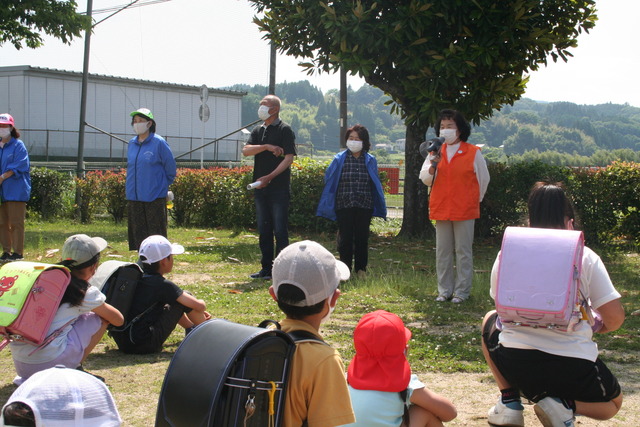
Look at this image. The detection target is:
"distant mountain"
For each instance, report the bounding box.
[223,82,640,162]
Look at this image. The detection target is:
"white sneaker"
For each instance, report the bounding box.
[487,400,524,427]
[534,397,575,427]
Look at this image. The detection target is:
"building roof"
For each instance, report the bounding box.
[0,65,246,97]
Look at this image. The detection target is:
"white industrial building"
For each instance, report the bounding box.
[0,65,246,163]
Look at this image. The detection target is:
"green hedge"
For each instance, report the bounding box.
[28,167,75,220]
[478,161,640,246]
[167,159,335,232]
[38,161,640,247]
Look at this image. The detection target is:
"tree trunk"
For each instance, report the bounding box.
[398,121,435,238]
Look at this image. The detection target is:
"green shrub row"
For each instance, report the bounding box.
[29,161,640,247]
[478,161,640,246]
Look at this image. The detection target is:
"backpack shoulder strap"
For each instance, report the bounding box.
[257,319,327,345]
[287,329,327,345]
[399,388,410,426]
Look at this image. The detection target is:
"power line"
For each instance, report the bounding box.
[80,0,172,16]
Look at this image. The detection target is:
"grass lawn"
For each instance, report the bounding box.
[1,219,638,425]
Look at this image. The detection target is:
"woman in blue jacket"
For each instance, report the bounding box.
[0,114,31,261]
[127,108,176,250]
[317,124,386,277]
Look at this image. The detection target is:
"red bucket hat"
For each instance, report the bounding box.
[347,310,412,392]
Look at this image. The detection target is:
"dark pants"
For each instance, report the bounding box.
[254,188,290,272]
[336,207,373,272]
[127,198,168,251]
[111,303,186,354]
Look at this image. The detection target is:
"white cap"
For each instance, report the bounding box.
[138,235,184,264]
[272,240,350,307]
[60,234,108,269]
[0,366,122,426]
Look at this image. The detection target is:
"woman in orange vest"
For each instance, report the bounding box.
[419,109,490,303]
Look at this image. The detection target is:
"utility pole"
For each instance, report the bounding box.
[269,42,276,94]
[75,0,93,220]
[339,67,347,148]
[77,0,93,180]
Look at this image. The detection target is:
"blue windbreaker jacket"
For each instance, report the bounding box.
[316,150,387,221]
[0,138,31,202]
[126,133,176,202]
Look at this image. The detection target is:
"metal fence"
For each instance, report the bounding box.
[20,128,244,163]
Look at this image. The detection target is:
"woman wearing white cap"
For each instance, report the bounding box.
[9,235,124,385]
[126,108,177,251]
[0,113,31,261]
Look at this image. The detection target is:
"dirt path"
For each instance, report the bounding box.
[417,367,638,426]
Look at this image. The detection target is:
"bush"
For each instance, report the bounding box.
[571,162,640,246]
[169,169,210,227]
[478,161,569,240]
[201,167,254,228]
[28,167,74,220]
[76,172,103,223]
[289,158,331,232]
[100,170,127,223]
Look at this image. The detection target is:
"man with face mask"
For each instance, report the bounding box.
[242,95,296,280]
[126,108,177,251]
[419,109,490,304]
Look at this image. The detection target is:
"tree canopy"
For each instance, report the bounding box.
[1,0,90,49]
[249,0,597,237]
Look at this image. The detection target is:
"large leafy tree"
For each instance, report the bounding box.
[1,0,90,49]
[249,0,596,237]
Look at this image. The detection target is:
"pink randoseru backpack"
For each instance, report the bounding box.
[0,262,71,351]
[496,227,584,331]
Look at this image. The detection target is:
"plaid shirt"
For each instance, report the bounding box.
[336,151,373,210]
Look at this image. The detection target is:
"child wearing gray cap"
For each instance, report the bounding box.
[268,240,355,426]
[10,234,124,385]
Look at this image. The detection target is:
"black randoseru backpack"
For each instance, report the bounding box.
[155,318,324,427]
[90,260,144,326]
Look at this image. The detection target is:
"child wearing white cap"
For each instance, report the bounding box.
[10,235,124,385]
[109,235,210,354]
[1,365,122,426]
[268,240,355,426]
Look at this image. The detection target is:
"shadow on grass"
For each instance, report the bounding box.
[87,346,175,370]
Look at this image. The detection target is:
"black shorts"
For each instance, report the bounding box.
[482,312,621,403]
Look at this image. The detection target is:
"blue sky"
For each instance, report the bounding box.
[1,0,637,107]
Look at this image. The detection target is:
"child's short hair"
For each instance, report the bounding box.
[275,283,327,319]
[272,240,350,310]
[2,401,34,426]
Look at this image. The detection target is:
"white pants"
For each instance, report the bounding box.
[435,219,475,300]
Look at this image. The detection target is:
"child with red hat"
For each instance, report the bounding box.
[345,310,457,426]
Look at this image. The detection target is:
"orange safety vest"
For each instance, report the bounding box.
[429,141,480,221]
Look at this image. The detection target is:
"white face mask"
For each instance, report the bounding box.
[321,300,337,323]
[258,105,272,121]
[440,128,458,145]
[346,140,363,153]
[0,128,11,139]
[133,121,150,136]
